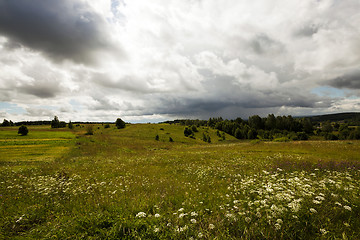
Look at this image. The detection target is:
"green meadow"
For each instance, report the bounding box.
[0,124,359,239]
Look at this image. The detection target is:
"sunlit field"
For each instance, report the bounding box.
[1,124,359,239]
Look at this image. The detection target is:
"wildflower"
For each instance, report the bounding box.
[245,217,251,223]
[180,225,188,232]
[320,228,328,235]
[178,208,184,212]
[135,212,146,218]
[288,200,301,212]
[344,206,352,211]
[198,232,204,238]
[274,223,281,230]
[209,224,215,230]
[316,195,325,201]
[256,212,261,218]
[190,219,197,224]
[276,219,283,225]
[190,211,198,217]
[335,202,342,207]
[16,216,24,223]
[310,208,317,213]
[313,200,321,204]
[154,227,160,233]
[154,213,160,218]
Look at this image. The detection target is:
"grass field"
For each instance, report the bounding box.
[0,124,359,239]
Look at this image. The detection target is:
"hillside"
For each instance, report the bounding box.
[308,112,360,122]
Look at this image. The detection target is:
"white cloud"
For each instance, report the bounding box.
[0,0,360,122]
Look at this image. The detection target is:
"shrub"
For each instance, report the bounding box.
[191,125,198,132]
[104,124,110,128]
[184,127,193,137]
[116,118,126,129]
[18,125,28,136]
[85,125,94,135]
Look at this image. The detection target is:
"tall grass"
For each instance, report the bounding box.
[0,124,359,239]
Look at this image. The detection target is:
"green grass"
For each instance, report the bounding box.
[0,124,359,239]
[0,126,75,166]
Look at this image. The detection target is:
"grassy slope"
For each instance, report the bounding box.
[0,126,75,170]
[0,124,359,239]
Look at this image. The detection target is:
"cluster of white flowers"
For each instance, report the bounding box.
[135,212,146,218]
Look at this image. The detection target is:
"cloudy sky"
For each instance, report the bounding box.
[0,0,360,123]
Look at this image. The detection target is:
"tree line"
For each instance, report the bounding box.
[171,114,360,141]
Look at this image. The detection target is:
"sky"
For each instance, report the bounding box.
[0,0,360,123]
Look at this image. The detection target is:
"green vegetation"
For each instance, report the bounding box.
[116,118,126,129]
[0,123,359,239]
[68,121,74,129]
[18,125,28,136]
[51,116,66,128]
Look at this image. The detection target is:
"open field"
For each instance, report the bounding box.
[0,124,359,239]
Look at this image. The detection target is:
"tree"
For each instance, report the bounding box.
[2,119,10,127]
[247,129,257,139]
[68,121,73,129]
[322,121,333,133]
[191,125,198,132]
[18,125,28,136]
[169,137,174,142]
[51,116,59,128]
[265,114,276,130]
[51,116,66,128]
[184,127,193,137]
[301,118,313,134]
[248,115,264,130]
[116,118,126,129]
[155,135,159,141]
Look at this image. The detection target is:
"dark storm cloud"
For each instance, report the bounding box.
[328,71,360,89]
[17,80,63,98]
[0,0,118,64]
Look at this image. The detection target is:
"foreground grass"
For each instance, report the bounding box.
[0,124,359,239]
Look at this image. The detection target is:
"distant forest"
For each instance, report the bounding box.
[164,113,360,141]
[2,112,360,140]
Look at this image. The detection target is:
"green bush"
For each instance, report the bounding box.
[18,125,28,136]
[85,125,94,135]
[116,118,126,129]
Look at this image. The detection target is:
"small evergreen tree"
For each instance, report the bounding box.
[18,125,28,136]
[68,121,73,129]
[51,116,60,128]
[169,137,174,142]
[155,135,159,141]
